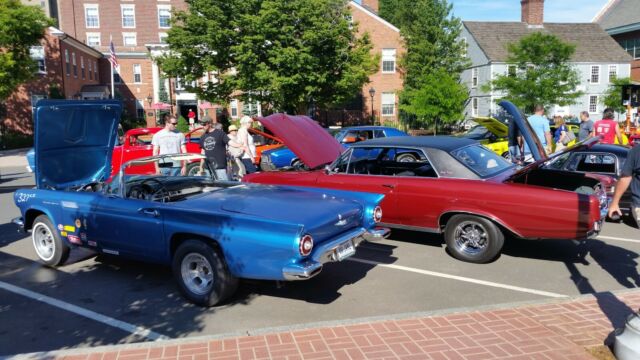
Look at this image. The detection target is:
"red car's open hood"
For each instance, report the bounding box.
[507,136,601,182]
[258,113,343,169]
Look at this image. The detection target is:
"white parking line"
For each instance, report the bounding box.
[0,281,169,341]
[348,258,568,298]
[597,235,640,244]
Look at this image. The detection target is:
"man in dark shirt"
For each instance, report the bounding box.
[609,145,640,227]
[198,118,245,180]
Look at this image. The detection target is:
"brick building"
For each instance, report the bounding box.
[13,0,404,129]
[3,26,103,134]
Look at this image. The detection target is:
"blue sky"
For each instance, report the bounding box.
[450,0,610,23]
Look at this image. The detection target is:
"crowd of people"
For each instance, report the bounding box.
[150,113,258,180]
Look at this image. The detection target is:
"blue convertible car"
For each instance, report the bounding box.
[13,100,388,306]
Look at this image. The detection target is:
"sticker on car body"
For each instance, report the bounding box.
[16,193,35,203]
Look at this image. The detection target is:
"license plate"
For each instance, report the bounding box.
[335,240,356,261]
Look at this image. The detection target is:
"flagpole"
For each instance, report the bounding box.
[110,35,114,99]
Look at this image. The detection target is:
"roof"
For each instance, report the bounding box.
[581,143,629,157]
[355,136,477,152]
[348,1,400,33]
[594,0,640,31]
[463,21,631,63]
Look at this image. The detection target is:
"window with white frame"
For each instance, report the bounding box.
[85,4,99,28]
[121,5,135,28]
[590,65,600,84]
[381,92,395,116]
[472,68,478,88]
[81,57,85,79]
[472,97,478,116]
[123,33,136,47]
[608,65,618,82]
[230,99,239,118]
[158,5,171,28]
[88,61,92,80]
[589,95,598,113]
[72,53,77,77]
[133,64,141,83]
[86,33,100,46]
[65,49,70,75]
[136,100,145,119]
[159,33,168,44]
[30,46,45,73]
[381,49,396,73]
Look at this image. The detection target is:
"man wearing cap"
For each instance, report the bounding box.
[198,118,246,180]
[227,124,246,178]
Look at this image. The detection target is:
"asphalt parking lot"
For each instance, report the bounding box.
[1,166,639,356]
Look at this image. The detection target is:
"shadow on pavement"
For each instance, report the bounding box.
[0,222,26,248]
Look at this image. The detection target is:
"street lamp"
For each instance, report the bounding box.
[368,87,375,125]
[146,94,155,125]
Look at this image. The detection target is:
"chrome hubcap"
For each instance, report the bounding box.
[32,223,55,261]
[181,253,214,296]
[454,221,488,255]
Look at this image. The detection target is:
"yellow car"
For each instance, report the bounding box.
[462,117,510,157]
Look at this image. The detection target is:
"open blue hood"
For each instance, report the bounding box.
[34,100,122,190]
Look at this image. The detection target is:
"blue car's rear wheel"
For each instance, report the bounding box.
[172,240,238,307]
[444,214,504,263]
[32,215,70,267]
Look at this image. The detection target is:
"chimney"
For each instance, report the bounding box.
[521,0,544,26]
[361,0,379,13]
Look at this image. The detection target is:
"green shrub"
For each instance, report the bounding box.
[1,130,33,150]
[176,116,190,133]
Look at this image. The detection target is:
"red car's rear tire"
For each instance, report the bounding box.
[444,214,504,263]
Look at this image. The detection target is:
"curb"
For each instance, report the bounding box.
[8,287,640,359]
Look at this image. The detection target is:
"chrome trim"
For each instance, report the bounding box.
[437,211,524,238]
[379,222,440,233]
[12,217,25,232]
[282,226,391,281]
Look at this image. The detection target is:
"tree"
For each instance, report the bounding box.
[176,116,190,133]
[0,0,52,100]
[157,0,378,114]
[400,69,468,133]
[379,0,469,129]
[602,77,632,115]
[483,32,582,114]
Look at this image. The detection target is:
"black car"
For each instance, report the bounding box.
[544,143,633,215]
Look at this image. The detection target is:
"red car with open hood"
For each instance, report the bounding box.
[244,101,610,263]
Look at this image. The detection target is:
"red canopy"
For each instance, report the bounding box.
[151,102,172,110]
[198,101,216,110]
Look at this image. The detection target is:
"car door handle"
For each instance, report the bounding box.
[382,184,395,189]
[138,208,159,217]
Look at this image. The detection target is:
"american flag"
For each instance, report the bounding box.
[109,37,118,69]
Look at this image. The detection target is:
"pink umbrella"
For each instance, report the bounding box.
[151,102,172,110]
[198,101,216,110]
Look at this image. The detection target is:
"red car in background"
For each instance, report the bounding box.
[111,127,282,177]
[244,101,610,264]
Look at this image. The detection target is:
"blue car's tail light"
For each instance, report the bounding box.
[299,234,314,256]
[373,206,383,223]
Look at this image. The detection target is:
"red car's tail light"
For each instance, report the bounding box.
[373,206,383,223]
[299,234,313,256]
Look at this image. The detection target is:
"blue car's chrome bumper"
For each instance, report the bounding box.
[282,226,390,280]
[12,217,25,232]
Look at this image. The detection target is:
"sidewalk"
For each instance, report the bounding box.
[14,289,640,360]
[0,148,29,168]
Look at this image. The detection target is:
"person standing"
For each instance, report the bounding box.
[187,108,196,129]
[578,111,595,142]
[227,124,246,178]
[553,115,569,153]
[198,118,245,180]
[527,104,553,155]
[236,116,257,174]
[594,108,623,144]
[152,115,187,176]
[609,144,640,227]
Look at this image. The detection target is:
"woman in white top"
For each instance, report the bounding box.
[227,124,246,178]
[237,116,257,174]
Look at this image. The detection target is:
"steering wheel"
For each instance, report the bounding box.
[140,178,169,202]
